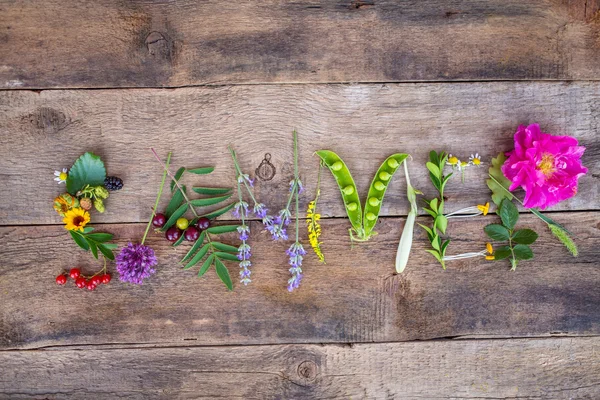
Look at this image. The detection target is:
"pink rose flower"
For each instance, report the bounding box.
[502,124,587,210]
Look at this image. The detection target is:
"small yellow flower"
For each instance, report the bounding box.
[485,242,495,260]
[485,255,495,261]
[63,207,91,232]
[53,193,79,216]
[306,201,325,263]
[469,153,482,166]
[447,155,459,165]
[477,202,490,216]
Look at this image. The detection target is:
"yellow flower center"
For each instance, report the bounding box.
[448,156,458,165]
[472,158,481,166]
[537,153,555,177]
[59,172,68,181]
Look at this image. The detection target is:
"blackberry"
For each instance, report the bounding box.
[104,176,124,191]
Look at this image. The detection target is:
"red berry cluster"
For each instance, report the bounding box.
[152,213,211,243]
[55,267,111,291]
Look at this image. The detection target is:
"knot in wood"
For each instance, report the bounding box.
[297,360,317,382]
[145,31,172,60]
[255,153,276,181]
[26,107,67,134]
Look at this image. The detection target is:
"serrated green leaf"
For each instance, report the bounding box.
[513,244,533,260]
[499,199,519,230]
[172,233,186,247]
[212,242,239,253]
[198,254,215,277]
[214,252,239,261]
[85,233,113,243]
[192,187,232,195]
[207,225,239,234]
[170,167,185,192]
[162,203,188,231]
[89,241,99,259]
[189,194,233,208]
[493,245,512,260]
[187,167,215,175]
[198,202,235,220]
[512,229,539,245]
[97,243,115,261]
[165,185,186,217]
[214,257,233,291]
[484,224,510,241]
[66,152,107,195]
[184,243,211,270]
[486,152,513,206]
[548,224,578,257]
[181,231,206,262]
[70,231,90,251]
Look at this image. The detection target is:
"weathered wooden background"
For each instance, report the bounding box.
[1,1,599,399]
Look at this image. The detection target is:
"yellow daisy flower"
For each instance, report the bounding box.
[63,207,91,232]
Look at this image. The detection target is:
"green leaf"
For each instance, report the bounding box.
[441,239,450,256]
[207,225,239,234]
[198,203,235,220]
[170,167,186,192]
[431,234,440,251]
[499,199,519,230]
[513,244,534,260]
[83,227,94,234]
[548,224,578,257]
[172,233,186,247]
[429,198,439,212]
[187,167,215,175]
[425,249,443,263]
[429,173,441,190]
[214,257,233,291]
[89,241,99,259]
[184,243,211,270]
[486,152,513,206]
[192,187,232,196]
[429,150,440,165]
[181,231,206,262]
[484,224,510,241]
[189,194,233,208]
[493,245,512,260]
[70,231,90,251]
[530,209,571,234]
[165,186,186,218]
[418,223,434,241]
[212,242,239,253]
[426,162,440,178]
[102,243,118,250]
[198,254,214,277]
[435,215,448,234]
[214,252,239,261]
[161,203,188,232]
[512,229,539,245]
[97,244,115,261]
[66,152,107,195]
[85,233,113,243]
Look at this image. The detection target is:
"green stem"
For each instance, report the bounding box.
[229,147,260,205]
[143,151,171,245]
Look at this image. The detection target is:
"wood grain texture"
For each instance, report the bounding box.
[0,337,599,399]
[1,82,598,226]
[2,0,600,88]
[0,212,598,350]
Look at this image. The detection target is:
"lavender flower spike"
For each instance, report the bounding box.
[286,242,306,292]
[116,242,158,285]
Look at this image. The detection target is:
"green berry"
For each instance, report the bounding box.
[176,218,189,230]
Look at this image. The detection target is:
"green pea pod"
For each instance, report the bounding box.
[315,150,363,238]
[363,153,408,238]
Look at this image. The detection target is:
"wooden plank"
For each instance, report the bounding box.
[0,337,598,399]
[2,0,600,88]
[0,82,598,226]
[0,212,597,350]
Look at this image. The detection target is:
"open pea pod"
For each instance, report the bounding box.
[315,150,363,238]
[363,153,409,238]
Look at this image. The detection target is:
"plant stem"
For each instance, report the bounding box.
[143,151,171,244]
[229,147,261,206]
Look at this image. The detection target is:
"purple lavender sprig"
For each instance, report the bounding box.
[286,242,306,291]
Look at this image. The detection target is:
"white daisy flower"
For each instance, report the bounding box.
[469,153,482,166]
[54,168,68,184]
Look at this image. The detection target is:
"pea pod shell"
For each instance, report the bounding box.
[315,150,362,233]
[363,153,409,237]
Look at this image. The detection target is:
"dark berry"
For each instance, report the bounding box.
[104,176,124,191]
[184,226,200,241]
[152,213,167,228]
[196,217,210,231]
[75,277,87,288]
[101,274,111,284]
[91,276,102,286]
[165,227,182,242]
[69,268,81,279]
[86,281,97,291]
[56,275,67,285]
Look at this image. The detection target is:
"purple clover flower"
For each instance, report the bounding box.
[286,242,306,292]
[116,242,158,285]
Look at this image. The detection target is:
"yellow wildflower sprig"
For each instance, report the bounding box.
[306,162,326,263]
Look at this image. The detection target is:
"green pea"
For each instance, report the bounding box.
[366,212,377,221]
[374,181,385,191]
[379,171,391,181]
[368,197,380,207]
[347,202,358,211]
[342,185,354,195]
[331,161,343,171]
[387,158,399,168]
